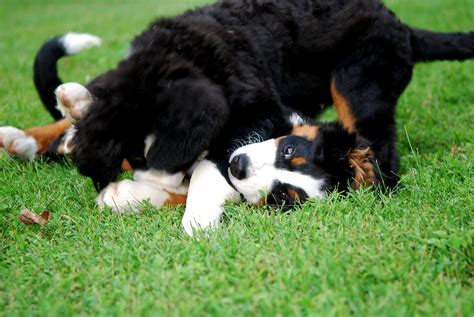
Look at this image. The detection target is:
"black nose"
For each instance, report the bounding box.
[229,154,249,180]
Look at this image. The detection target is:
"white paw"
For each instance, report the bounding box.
[181,206,223,236]
[96,179,170,214]
[61,32,101,55]
[0,126,38,161]
[55,83,93,124]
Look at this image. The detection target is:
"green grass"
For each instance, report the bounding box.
[0,0,473,315]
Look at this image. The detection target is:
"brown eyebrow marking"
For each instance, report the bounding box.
[331,80,356,134]
[274,136,283,146]
[291,124,319,141]
[291,156,306,165]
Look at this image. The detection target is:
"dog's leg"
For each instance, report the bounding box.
[181,159,241,236]
[0,82,89,160]
[0,119,72,160]
[331,56,413,187]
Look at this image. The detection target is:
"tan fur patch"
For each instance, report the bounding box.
[163,191,187,206]
[275,136,283,146]
[331,81,356,134]
[24,119,72,154]
[291,156,306,166]
[291,124,318,141]
[121,159,134,172]
[346,147,375,189]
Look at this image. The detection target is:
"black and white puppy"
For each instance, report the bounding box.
[61,0,472,235]
[1,0,473,235]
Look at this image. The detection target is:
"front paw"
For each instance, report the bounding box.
[181,206,223,236]
[0,126,38,161]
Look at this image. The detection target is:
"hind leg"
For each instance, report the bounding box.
[0,82,92,160]
[0,119,72,160]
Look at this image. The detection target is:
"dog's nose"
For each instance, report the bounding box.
[229,154,249,180]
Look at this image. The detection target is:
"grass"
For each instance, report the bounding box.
[0,0,473,315]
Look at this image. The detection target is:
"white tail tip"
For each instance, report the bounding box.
[61,32,102,55]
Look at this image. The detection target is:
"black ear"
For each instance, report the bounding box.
[145,77,229,172]
[72,135,123,191]
[71,106,124,191]
[312,122,357,163]
[312,122,376,189]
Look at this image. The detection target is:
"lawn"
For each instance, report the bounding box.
[0,0,473,315]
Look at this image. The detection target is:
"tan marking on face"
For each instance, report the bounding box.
[24,119,72,154]
[287,189,300,201]
[291,124,319,141]
[346,147,375,189]
[291,156,306,166]
[274,136,283,146]
[163,191,187,206]
[331,80,356,134]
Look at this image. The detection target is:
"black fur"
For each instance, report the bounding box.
[34,0,473,193]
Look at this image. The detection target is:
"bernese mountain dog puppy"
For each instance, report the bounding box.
[1,0,473,235]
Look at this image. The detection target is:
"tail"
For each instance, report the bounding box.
[33,33,101,120]
[409,27,474,62]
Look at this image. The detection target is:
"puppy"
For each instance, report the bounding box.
[1,0,473,235]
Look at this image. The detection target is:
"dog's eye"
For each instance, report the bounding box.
[282,145,295,159]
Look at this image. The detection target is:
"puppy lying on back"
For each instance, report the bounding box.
[1,0,473,235]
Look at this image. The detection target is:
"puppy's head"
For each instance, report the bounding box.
[228,122,377,209]
[55,84,122,190]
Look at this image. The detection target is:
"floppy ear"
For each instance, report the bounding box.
[71,129,123,191]
[312,122,357,163]
[70,94,124,191]
[346,144,376,189]
[312,122,376,190]
[145,77,229,172]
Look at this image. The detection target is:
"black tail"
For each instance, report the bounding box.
[409,28,474,62]
[33,33,101,120]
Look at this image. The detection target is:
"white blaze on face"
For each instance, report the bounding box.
[228,138,325,203]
